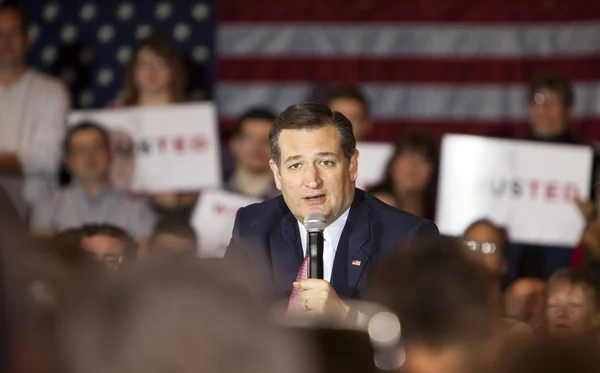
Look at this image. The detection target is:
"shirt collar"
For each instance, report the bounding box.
[297,206,351,252]
[71,183,114,204]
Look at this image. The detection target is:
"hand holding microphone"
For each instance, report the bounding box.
[292,212,349,319]
[304,212,326,279]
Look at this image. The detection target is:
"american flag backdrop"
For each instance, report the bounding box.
[218,0,600,143]
[19,0,216,109]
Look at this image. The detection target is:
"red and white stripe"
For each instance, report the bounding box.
[218,0,600,142]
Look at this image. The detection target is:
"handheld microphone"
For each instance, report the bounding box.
[304,212,326,279]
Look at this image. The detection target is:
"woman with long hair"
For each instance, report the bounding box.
[369,131,438,220]
[116,35,198,220]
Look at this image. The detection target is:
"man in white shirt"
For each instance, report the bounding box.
[0,4,70,215]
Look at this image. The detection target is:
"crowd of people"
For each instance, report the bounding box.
[2,2,600,373]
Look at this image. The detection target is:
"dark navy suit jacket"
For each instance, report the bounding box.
[224,189,439,300]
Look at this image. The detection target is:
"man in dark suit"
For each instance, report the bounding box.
[225,102,438,320]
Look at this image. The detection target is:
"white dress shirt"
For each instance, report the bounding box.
[297,207,350,282]
[0,69,70,213]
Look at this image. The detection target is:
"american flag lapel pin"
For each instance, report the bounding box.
[351,260,361,266]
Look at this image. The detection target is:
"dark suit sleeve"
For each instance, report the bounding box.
[406,219,440,245]
[223,207,249,266]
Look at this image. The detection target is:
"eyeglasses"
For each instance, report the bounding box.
[533,92,562,107]
[464,240,497,255]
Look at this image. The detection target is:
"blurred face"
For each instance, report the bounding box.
[66,129,111,184]
[231,119,272,173]
[270,125,358,224]
[134,47,171,97]
[0,10,28,71]
[463,223,507,278]
[546,282,599,337]
[82,234,124,271]
[391,149,433,195]
[329,98,371,142]
[529,88,572,139]
[150,233,196,259]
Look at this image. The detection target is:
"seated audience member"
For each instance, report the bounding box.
[545,268,600,340]
[368,132,437,220]
[148,218,197,259]
[324,85,373,142]
[79,224,137,272]
[226,107,279,199]
[0,3,70,216]
[30,122,156,242]
[462,219,510,289]
[461,219,534,338]
[572,218,600,278]
[504,278,546,331]
[118,34,198,220]
[367,237,499,373]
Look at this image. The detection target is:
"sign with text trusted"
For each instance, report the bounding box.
[436,134,594,247]
[69,102,222,192]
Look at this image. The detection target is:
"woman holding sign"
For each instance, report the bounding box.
[114,35,199,221]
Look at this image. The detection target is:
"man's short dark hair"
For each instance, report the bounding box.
[463,218,511,262]
[149,218,197,246]
[233,107,276,136]
[269,102,356,167]
[0,2,28,34]
[367,237,494,347]
[546,268,600,310]
[79,223,137,262]
[63,121,111,155]
[528,71,574,107]
[324,85,370,115]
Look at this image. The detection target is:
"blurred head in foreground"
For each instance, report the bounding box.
[545,268,600,339]
[367,237,495,373]
[58,259,311,373]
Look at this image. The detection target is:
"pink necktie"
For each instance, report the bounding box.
[287,255,309,313]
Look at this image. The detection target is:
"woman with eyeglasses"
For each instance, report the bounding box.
[462,219,534,361]
[462,219,510,287]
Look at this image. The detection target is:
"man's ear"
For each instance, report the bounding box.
[269,159,282,191]
[349,149,359,183]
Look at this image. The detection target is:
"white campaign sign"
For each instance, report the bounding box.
[69,102,222,192]
[355,142,394,190]
[191,189,261,258]
[436,134,594,247]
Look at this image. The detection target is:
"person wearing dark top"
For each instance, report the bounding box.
[516,71,591,280]
[368,131,438,221]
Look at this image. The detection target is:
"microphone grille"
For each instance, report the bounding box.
[304,212,326,232]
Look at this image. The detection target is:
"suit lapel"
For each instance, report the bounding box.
[269,211,303,297]
[331,190,373,299]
